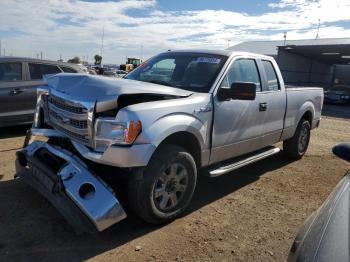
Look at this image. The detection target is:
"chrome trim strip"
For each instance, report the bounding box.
[49,115,89,135]
[0,109,35,117]
[31,128,65,137]
[48,103,88,121]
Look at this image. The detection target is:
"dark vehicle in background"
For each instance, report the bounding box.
[324,85,350,104]
[288,143,350,262]
[0,57,84,127]
[103,69,128,78]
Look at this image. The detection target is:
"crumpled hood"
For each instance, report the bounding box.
[44,73,193,101]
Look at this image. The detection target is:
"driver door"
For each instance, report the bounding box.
[210,58,267,164]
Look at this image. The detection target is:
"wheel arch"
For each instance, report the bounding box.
[155,131,202,168]
[296,101,315,126]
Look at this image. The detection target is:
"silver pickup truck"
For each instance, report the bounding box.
[16,50,323,233]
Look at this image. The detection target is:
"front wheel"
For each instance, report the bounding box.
[128,145,197,224]
[283,118,311,159]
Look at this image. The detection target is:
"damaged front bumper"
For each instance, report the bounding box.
[15,141,127,234]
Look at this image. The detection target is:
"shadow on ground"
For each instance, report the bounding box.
[0,153,294,261]
[0,125,30,140]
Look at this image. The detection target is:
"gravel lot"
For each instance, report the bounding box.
[0,105,349,262]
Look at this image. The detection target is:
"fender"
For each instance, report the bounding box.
[281,100,315,141]
[146,113,208,149]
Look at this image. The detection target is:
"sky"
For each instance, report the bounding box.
[1,0,350,64]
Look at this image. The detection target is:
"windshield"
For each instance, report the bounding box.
[125,52,228,93]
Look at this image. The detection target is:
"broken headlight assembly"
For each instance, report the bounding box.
[33,87,49,128]
[94,119,142,151]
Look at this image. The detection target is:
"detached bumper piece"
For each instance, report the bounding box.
[15,141,127,234]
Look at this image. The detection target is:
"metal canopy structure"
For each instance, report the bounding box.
[230,38,350,62]
[279,44,350,65]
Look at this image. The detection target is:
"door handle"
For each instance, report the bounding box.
[259,102,267,111]
[9,88,23,96]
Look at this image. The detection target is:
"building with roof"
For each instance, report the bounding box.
[229,38,350,89]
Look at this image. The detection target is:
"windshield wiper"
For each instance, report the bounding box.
[147,79,174,87]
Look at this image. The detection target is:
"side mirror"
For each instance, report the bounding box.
[218,82,256,101]
[333,143,350,163]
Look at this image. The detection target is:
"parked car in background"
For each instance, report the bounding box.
[288,142,350,262]
[324,85,350,104]
[115,70,128,78]
[103,69,128,78]
[0,57,84,127]
[102,70,117,77]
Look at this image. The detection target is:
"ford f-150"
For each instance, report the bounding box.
[15,50,324,233]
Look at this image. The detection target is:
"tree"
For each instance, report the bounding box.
[94,54,102,65]
[67,56,81,64]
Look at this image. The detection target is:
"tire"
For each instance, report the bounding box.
[128,145,197,224]
[283,118,311,159]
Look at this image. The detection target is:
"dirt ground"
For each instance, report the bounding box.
[0,105,349,262]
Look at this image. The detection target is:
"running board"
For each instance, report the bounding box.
[209,147,281,177]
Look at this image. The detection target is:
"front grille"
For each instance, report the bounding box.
[49,110,88,129]
[47,94,91,146]
[49,94,87,114]
[50,121,90,144]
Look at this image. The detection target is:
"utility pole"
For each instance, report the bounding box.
[227,40,231,48]
[100,26,105,58]
[140,45,143,61]
[0,40,2,56]
[283,32,287,46]
[40,51,43,60]
[315,19,321,39]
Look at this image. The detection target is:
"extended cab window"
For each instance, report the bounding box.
[262,60,279,91]
[29,63,62,80]
[0,62,22,81]
[220,59,261,92]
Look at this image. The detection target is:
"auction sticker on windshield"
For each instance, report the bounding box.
[196,57,221,64]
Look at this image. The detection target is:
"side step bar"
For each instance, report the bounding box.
[209,146,281,177]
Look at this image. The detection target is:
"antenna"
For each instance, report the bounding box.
[100,26,105,57]
[315,19,321,39]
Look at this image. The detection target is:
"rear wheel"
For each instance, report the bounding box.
[283,118,311,159]
[128,145,197,224]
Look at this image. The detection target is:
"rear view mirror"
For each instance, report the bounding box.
[333,143,350,163]
[218,82,256,101]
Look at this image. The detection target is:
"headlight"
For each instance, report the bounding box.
[95,119,142,151]
[341,95,349,99]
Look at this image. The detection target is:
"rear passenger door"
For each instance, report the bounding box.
[257,59,286,146]
[24,62,62,109]
[0,61,34,124]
